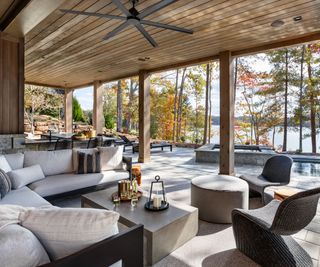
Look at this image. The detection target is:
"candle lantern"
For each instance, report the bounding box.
[145,175,169,211]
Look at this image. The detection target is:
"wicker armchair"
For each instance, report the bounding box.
[239,155,293,204]
[232,187,320,267]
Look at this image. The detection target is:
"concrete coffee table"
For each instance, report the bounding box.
[81,187,198,266]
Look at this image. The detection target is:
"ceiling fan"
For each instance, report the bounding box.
[60,0,193,47]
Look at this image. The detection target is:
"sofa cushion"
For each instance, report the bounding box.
[72,148,98,172]
[28,173,103,197]
[99,146,124,171]
[4,153,24,170]
[24,150,73,176]
[0,155,12,173]
[0,169,11,199]
[0,187,51,208]
[20,207,119,260]
[0,224,50,267]
[99,170,130,184]
[8,165,45,189]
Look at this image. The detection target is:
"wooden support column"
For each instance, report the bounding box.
[0,33,24,134]
[219,51,235,175]
[93,81,105,134]
[64,88,73,133]
[138,70,151,163]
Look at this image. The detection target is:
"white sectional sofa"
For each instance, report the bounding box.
[0,149,131,207]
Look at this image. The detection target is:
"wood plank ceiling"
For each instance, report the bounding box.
[24,0,320,88]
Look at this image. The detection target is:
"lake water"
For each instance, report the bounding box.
[210,125,320,153]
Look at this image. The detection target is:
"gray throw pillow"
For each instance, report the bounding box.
[0,169,11,199]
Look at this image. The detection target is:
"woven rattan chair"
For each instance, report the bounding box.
[239,155,293,204]
[232,187,320,267]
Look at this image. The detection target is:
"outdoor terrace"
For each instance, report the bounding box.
[52,147,320,267]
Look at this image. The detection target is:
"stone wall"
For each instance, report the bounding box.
[0,134,26,154]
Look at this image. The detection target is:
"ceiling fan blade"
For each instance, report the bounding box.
[60,9,127,20]
[141,20,193,34]
[102,21,130,41]
[111,0,131,16]
[135,24,158,47]
[138,0,177,19]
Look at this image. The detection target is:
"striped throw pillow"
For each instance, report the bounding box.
[0,169,12,199]
[77,152,101,174]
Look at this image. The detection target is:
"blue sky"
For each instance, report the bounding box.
[73,86,93,110]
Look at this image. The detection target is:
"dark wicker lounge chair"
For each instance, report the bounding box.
[114,135,136,152]
[232,187,320,267]
[239,155,293,204]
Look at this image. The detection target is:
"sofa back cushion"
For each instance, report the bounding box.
[0,155,12,173]
[8,165,45,189]
[20,207,119,260]
[4,153,24,170]
[99,146,124,171]
[0,224,50,267]
[24,150,73,176]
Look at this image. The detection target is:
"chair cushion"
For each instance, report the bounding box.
[99,146,124,171]
[24,150,73,176]
[99,170,130,184]
[20,207,119,260]
[0,224,50,267]
[0,187,51,208]
[4,153,24,170]
[0,169,11,199]
[28,173,103,197]
[8,165,45,189]
[0,155,12,173]
[239,174,282,194]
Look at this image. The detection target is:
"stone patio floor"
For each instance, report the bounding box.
[54,147,320,266]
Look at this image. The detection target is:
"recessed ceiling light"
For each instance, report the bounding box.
[271,19,285,27]
[293,16,302,22]
[138,57,150,62]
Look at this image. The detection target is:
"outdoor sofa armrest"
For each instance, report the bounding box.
[123,156,132,179]
[40,224,144,267]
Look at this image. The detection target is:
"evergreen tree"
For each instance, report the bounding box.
[72,97,85,122]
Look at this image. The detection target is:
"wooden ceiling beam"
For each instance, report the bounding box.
[25,81,65,89]
[0,0,32,31]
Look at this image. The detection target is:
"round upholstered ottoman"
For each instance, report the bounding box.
[191,175,249,223]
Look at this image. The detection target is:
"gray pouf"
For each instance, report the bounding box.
[191,175,249,223]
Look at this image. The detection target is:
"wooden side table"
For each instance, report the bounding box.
[274,188,301,201]
[132,165,142,185]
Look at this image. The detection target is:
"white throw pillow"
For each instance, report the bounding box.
[0,224,50,267]
[72,148,98,172]
[24,150,73,176]
[0,155,12,173]
[4,153,24,170]
[20,207,120,260]
[8,165,45,189]
[99,146,124,171]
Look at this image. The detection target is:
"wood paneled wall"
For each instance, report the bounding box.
[0,32,24,134]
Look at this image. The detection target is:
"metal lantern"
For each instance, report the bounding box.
[145,175,169,211]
